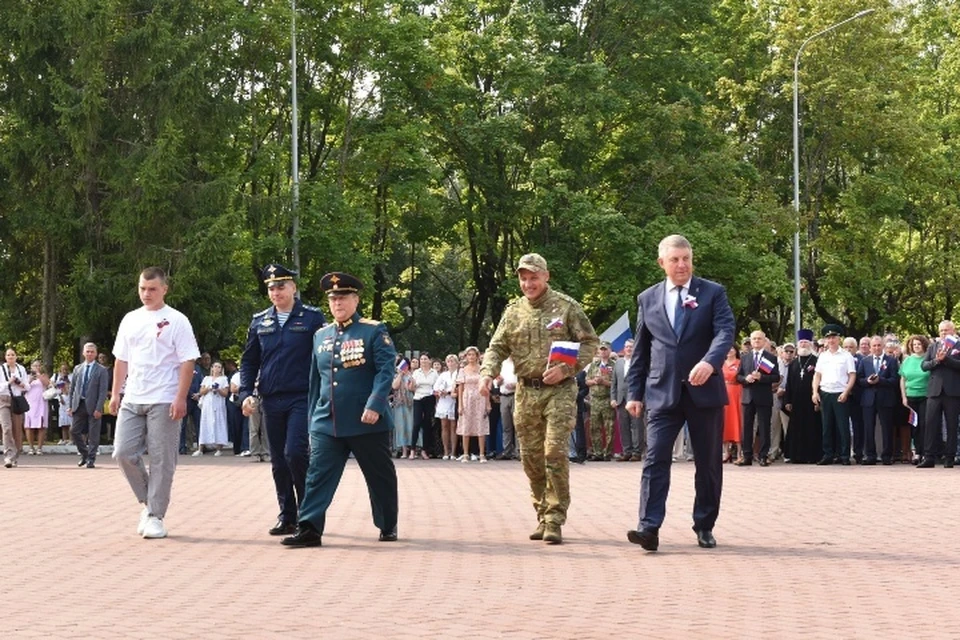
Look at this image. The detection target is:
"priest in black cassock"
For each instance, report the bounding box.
[783,330,823,463]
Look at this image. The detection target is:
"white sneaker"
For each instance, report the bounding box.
[137,507,150,535]
[479,456,488,464]
[470,454,479,462]
[213,450,222,457]
[441,455,448,460]
[142,516,167,539]
[192,449,203,457]
[239,450,251,457]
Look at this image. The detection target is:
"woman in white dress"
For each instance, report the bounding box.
[194,361,230,456]
[434,354,460,460]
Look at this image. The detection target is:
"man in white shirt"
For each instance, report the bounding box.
[811,324,857,465]
[495,358,519,460]
[111,267,200,539]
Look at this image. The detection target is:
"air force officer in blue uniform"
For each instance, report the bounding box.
[239,264,326,536]
[282,272,399,547]
[625,235,735,551]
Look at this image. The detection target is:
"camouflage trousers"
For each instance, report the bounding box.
[589,401,615,457]
[515,380,576,526]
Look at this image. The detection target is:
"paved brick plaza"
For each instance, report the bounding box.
[1,453,956,639]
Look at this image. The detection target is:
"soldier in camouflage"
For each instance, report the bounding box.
[585,342,615,460]
[480,253,599,545]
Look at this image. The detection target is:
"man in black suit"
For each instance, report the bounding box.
[857,335,900,465]
[625,234,735,551]
[918,320,960,468]
[69,342,111,468]
[735,330,780,467]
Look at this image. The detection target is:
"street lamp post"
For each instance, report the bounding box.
[291,0,301,273]
[792,8,875,336]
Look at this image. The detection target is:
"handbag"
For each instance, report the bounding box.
[11,392,29,415]
[42,386,59,401]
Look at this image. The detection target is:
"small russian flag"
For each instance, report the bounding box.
[756,354,776,374]
[944,335,958,350]
[908,408,918,427]
[548,341,580,368]
[397,360,409,372]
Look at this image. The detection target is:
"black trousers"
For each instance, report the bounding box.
[906,396,926,458]
[924,395,960,460]
[862,404,895,462]
[411,396,436,453]
[740,402,771,461]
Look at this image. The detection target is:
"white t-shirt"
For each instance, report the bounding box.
[113,304,200,404]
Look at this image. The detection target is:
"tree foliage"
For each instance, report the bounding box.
[0,0,957,368]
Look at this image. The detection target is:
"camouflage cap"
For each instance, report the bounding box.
[516,253,548,273]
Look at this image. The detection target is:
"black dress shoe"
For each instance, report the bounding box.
[758,458,770,467]
[696,530,717,549]
[281,525,322,547]
[77,458,87,468]
[627,529,659,551]
[862,458,877,466]
[816,457,833,466]
[378,529,398,542]
[268,519,297,536]
[917,457,936,468]
[840,459,851,466]
[734,458,752,467]
[86,460,95,469]
[881,459,893,466]
[945,459,955,469]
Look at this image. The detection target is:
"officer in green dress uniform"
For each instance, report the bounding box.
[282,272,399,547]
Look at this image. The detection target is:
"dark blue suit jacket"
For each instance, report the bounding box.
[626,276,735,410]
[856,353,900,407]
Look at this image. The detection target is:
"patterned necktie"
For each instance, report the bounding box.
[875,356,881,372]
[82,363,91,396]
[672,286,685,335]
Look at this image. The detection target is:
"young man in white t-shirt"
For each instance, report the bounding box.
[110,267,200,539]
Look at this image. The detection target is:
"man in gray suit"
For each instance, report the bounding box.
[70,342,110,468]
[611,339,644,461]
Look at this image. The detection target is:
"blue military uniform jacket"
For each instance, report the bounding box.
[308,312,397,437]
[239,298,326,400]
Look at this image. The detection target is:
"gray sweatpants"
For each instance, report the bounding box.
[113,402,180,519]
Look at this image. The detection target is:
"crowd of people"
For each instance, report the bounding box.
[721,322,960,469]
[7,318,957,474]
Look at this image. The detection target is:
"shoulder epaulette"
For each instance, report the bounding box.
[359,318,381,325]
[551,290,581,307]
[301,304,322,313]
[252,307,271,318]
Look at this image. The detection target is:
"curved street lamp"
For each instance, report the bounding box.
[792,8,875,336]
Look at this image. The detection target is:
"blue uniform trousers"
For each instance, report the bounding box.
[638,389,723,533]
[298,430,398,536]
[261,392,310,524]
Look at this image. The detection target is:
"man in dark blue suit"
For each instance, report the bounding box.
[625,234,735,551]
[282,272,399,547]
[856,335,900,465]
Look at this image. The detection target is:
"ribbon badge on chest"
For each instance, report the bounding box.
[341,339,366,368]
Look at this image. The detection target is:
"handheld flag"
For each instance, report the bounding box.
[548,341,580,368]
[756,354,776,374]
[908,408,918,427]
